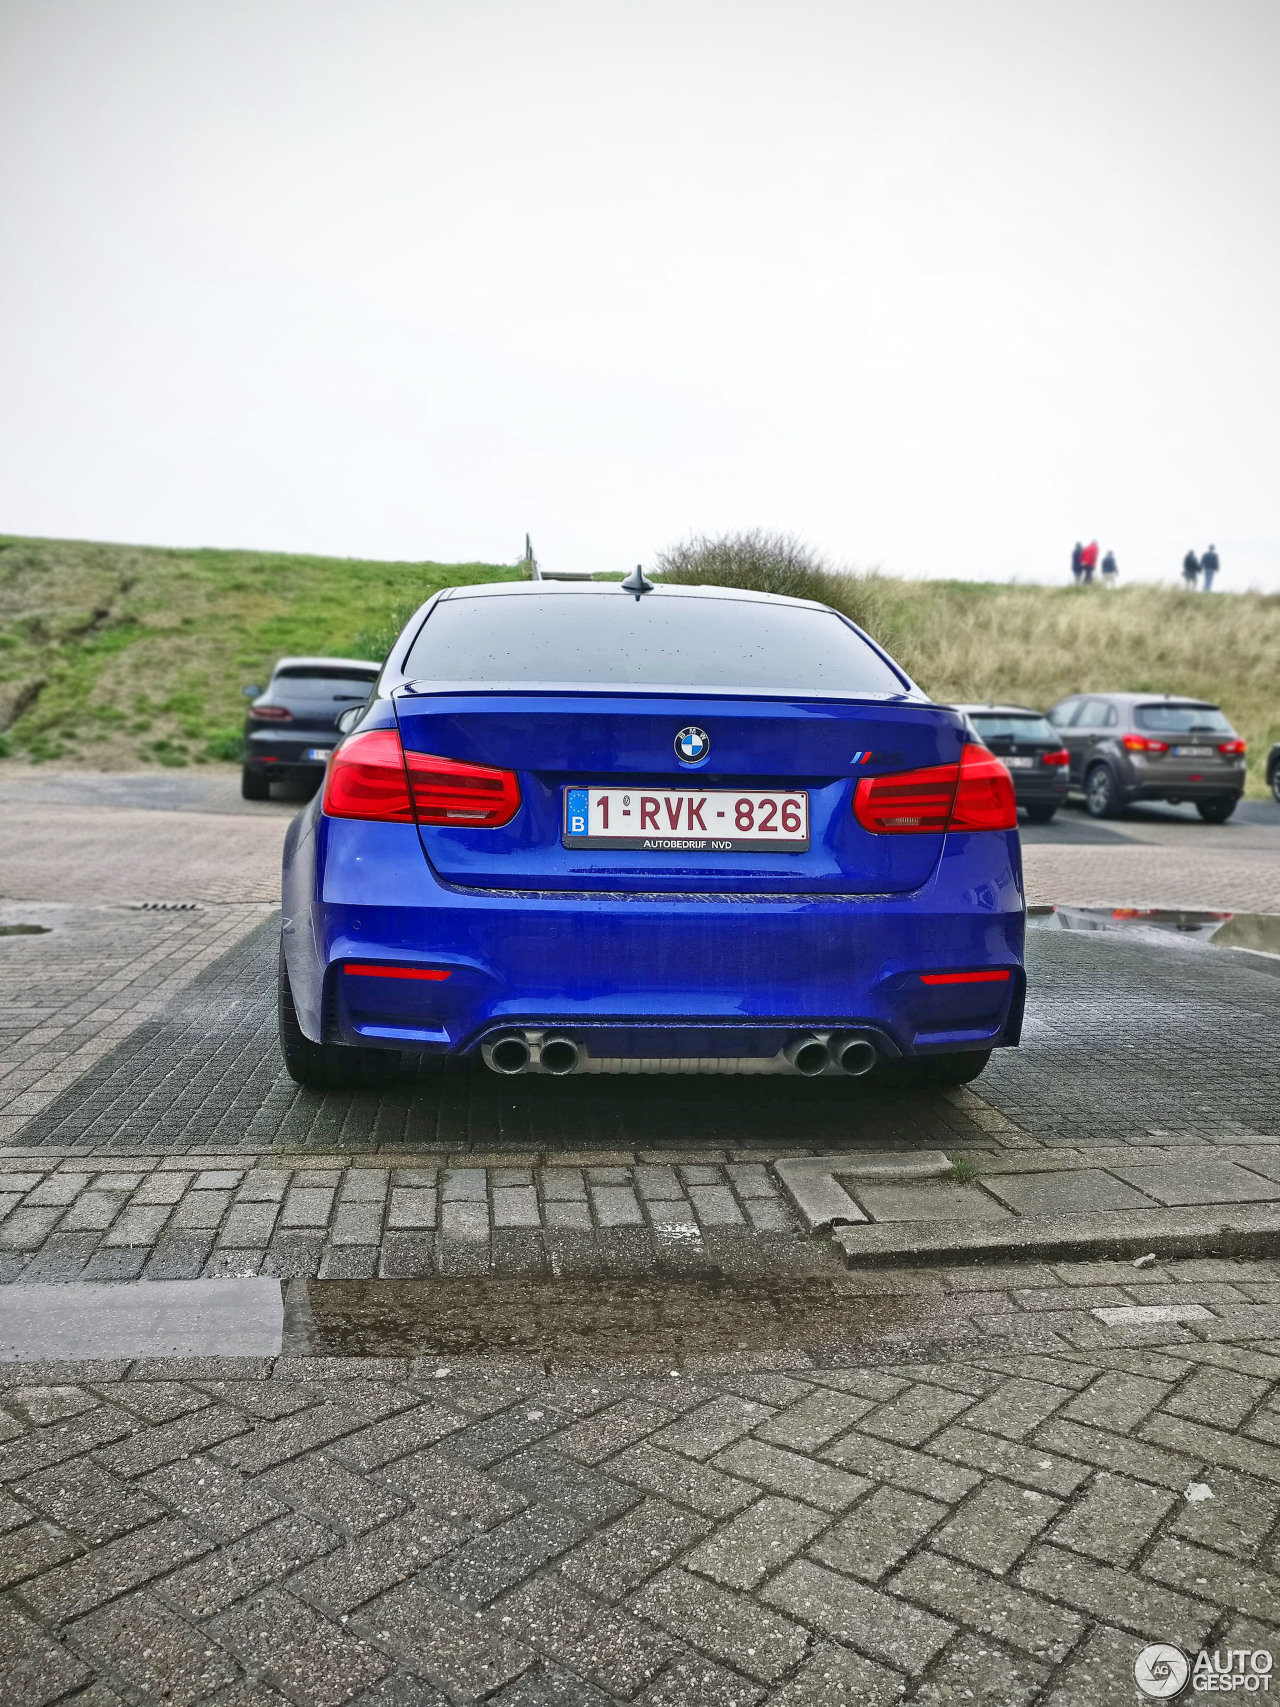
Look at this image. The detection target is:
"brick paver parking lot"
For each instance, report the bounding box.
[2,780,1279,1701]
[0,1265,1276,1705]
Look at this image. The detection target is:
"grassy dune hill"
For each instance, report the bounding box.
[0,535,518,769]
[842,575,1280,796]
[1,533,1276,791]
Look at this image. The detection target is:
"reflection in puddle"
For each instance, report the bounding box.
[0,1278,283,1361]
[286,1276,974,1362]
[1029,905,1280,958]
[0,925,51,937]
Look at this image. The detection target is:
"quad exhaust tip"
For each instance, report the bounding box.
[482,1029,878,1077]
[784,1036,832,1076]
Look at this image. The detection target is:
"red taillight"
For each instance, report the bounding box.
[1122,735,1168,754]
[853,761,958,834]
[1042,748,1070,766]
[252,705,292,722]
[1219,739,1247,755]
[344,964,451,981]
[322,728,521,827]
[949,745,1018,830]
[323,729,415,821]
[855,744,1017,835]
[407,750,522,826]
[920,970,1012,985]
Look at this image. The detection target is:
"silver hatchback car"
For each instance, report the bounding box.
[1046,692,1246,822]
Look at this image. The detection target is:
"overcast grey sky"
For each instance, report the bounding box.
[1,0,1277,586]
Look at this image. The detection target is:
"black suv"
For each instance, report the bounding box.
[242,656,380,799]
[954,703,1069,823]
[1046,692,1246,821]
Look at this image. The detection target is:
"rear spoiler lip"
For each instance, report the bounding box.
[391,681,938,709]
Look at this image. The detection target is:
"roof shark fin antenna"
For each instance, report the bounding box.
[620,563,654,599]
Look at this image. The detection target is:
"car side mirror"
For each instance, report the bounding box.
[336,706,363,736]
[243,684,263,699]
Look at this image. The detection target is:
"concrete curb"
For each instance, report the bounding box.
[774,1151,953,1229]
[832,1202,1280,1267]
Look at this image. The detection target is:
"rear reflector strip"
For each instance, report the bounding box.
[919,970,1012,985]
[344,965,451,981]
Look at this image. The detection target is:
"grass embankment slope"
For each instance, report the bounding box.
[0,535,518,769]
[1,533,1276,791]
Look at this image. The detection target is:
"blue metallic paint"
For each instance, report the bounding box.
[282,780,1025,1062]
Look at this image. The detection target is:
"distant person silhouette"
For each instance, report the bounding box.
[1201,544,1219,591]
[1101,549,1118,587]
[1182,549,1200,588]
[1071,542,1084,584]
[1080,540,1099,585]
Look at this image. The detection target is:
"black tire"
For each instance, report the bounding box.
[278,946,402,1090]
[872,1049,992,1089]
[1271,768,1280,806]
[1023,804,1057,824]
[1195,796,1238,824]
[1084,764,1121,818]
[241,765,271,801]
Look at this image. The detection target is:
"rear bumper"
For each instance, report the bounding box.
[1123,781,1244,802]
[1012,775,1068,804]
[283,809,1026,1062]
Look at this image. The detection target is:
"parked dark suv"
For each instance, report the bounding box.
[242,657,380,800]
[1046,692,1246,821]
[954,704,1069,823]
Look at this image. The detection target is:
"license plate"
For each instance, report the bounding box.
[564,787,809,851]
[1005,756,1035,769]
[1172,745,1212,758]
[305,747,334,761]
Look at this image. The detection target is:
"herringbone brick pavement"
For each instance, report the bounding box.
[1,1275,1277,1705]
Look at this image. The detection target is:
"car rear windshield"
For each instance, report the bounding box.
[273,667,378,696]
[400,592,908,695]
[969,714,1056,742]
[1136,703,1232,735]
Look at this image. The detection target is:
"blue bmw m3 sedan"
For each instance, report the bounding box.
[279,579,1025,1090]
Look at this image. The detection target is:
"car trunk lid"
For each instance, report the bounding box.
[393,688,969,894]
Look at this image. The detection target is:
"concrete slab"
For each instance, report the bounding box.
[1111,1161,1280,1206]
[775,1153,952,1231]
[981,1170,1158,1216]
[852,1182,1014,1224]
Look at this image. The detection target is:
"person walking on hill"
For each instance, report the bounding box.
[1182,549,1200,588]
[1101,549,1118,587]
[1080,540,1099,585]
[1201,544,1220,591]
[1071,542,1084,584]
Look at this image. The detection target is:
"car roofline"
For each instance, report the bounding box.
[272,656,382,673]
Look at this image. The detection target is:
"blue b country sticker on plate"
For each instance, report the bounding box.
[565,788,589,836]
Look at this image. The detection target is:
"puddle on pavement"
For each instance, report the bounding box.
[0,1278,283,1361]
[283,1275,976,1363]
[1029,905,1280,958]
[0,1275,978,1367]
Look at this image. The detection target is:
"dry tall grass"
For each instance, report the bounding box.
[657,534,1280,793]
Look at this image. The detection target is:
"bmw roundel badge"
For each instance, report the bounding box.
[675,726,710,763]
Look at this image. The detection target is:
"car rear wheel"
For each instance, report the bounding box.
[1195,796,1238,824]
[1084,764,1121,818]
[872,1049,992,1088]
[278,945,402,1090]
[1023,804,1057,824]
[1272,768,1280,806]
[241,765,271,801]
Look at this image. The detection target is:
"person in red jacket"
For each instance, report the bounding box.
[1080,540,1099,584]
